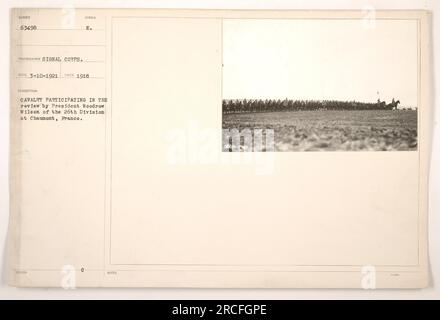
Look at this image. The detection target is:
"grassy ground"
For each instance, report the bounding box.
[222,110,418,151]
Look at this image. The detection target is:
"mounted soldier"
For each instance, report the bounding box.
[388,98,400,110]
[377,98,387,110]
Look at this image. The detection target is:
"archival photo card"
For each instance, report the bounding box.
[8,9,429,288]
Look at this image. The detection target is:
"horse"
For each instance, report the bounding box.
[387,99,400,110]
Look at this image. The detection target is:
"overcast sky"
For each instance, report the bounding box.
[223,19,418,108]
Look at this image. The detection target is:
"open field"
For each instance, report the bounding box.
[222,110,418,151]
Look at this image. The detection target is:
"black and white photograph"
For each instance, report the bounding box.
[222,19,419,152]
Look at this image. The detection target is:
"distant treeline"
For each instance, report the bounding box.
[222,98,402,114]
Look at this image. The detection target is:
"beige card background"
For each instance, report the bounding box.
[6,8,430,289]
